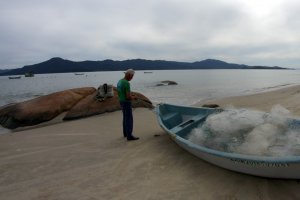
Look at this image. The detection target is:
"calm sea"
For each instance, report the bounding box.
[1,69,300,108]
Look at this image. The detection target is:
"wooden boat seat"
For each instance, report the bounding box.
[161,112,181,129]
[170,114,207,134]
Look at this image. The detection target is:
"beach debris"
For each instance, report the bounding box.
[94,83,114,102]
[156,80,178,86]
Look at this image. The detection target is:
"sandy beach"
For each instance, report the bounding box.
[1,86,300,200]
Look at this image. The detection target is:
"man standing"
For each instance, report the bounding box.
[117,69,139,141]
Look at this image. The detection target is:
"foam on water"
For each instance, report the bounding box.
[0,126,11,134]
[188,105,300,157]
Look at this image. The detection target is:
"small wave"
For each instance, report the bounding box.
[0,92,44,107]
[243,83,293,95]
[0,126,11,134]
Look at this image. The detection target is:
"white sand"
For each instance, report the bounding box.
[1,86,300,200]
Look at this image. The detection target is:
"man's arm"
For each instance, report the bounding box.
[126,91,137,101]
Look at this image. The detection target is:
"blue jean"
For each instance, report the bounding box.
[120,101,133,138]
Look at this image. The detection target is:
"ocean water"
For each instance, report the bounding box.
[1,69,300,108]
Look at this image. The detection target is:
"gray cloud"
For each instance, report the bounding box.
[0,0,299,68]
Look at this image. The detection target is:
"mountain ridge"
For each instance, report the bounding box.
[0,58,290,75]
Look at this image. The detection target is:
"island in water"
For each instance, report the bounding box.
[0,57,290,76]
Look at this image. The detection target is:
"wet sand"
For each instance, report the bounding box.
[1,86,300,200]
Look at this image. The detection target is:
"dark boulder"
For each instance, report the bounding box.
[63,87,153,120]
[0,86,154,129]
[202,104,220,108]
[156,80,178,86]
[0,87,95,129]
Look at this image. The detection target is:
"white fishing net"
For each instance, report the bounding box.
[188,105,300,156]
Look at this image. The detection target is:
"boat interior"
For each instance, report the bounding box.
[157,104,221,138]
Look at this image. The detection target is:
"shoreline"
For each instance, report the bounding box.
[2,84,300,134]
[1,85,300,199]
[195,83,296,105]
[196,84,300,116]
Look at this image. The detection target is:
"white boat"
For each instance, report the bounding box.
[155,103,300,179]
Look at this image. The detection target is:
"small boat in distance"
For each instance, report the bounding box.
[155,103,300,179]
[8,76,21,79]
[25,72,34,77]
[144,71,153,74]
[74,73,85,75]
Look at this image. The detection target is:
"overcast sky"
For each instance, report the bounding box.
[1,0,300,69]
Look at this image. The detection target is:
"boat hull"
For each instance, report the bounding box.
[174,137,300,179]
[155,103,300,179]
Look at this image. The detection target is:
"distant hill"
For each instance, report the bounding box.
[0,57,289,76]
[0,69,11,74]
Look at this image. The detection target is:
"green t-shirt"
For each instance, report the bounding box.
[117,79,130,101]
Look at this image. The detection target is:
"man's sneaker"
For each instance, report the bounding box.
[127,136,139,141]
